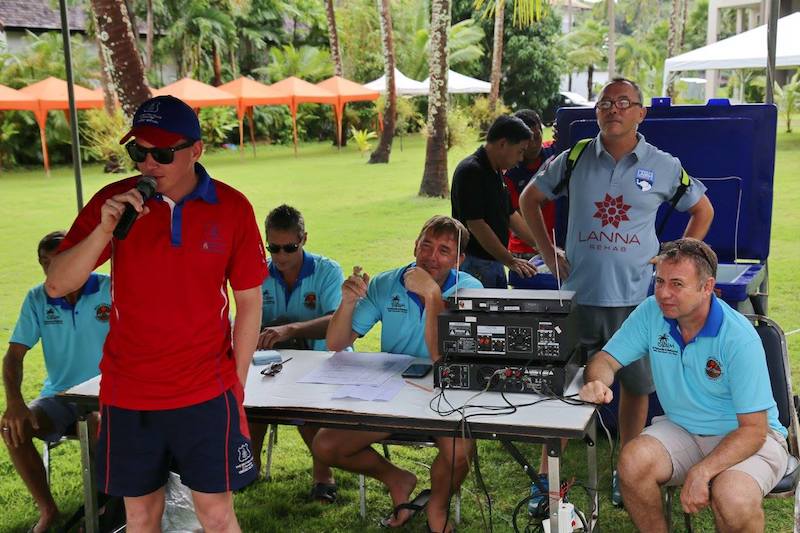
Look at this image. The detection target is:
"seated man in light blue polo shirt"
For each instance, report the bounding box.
[1,231,109,533]
[579,238,789,533]
[249,204,344,501]
[314,215,482,533]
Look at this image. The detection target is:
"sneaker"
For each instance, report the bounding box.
[528,473,550,518]
[611,470,623,507]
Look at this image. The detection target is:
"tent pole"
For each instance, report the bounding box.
[59,0,84,211]
[765,0,780,104]
[248,107,257,157]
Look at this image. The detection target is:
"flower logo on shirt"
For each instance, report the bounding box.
[705,358,722,380]
[304,292,317,309]
[593,194,631,228]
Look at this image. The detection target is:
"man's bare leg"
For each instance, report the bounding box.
[313,428,417,526]
[124,487,166,533]
[710,470,764,533]
[4,408,59,533]
[618,387,649,448]
[192,490,241,533]
[297,425,334,485]
[617,435,673,533]
[427,437,473,533]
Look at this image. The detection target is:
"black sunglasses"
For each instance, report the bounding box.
[126,139,195,164]
[660,240,717,274]
[267,242,301,254]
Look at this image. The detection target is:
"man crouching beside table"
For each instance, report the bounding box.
[579,238,789,532]
[313,215,482,533]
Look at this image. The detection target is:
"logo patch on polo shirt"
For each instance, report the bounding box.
[262,288,275,306]
[635,169,654,191]
[304,292,317,309]
[95,303,111,322]
[705,358,722,379]
[593,194,631,228]
[387,294,407,314]
[201,223,225,254]
[652,333,679,355]
[44,306,63,325]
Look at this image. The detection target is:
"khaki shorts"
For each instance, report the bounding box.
[643,416,789,496]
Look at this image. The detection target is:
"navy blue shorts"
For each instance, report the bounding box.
[96,385,256,497]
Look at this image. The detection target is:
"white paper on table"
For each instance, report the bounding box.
[331,378,405,402]
[297,351,414,386]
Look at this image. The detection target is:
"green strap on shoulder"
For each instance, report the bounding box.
[656,168,692,237]
[552,138,591,196]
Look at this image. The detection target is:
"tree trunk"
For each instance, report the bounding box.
[212,42,222,86]
[91,0,151,119]
[369,0,396,164]
[325,0,344,78]
[488,0,505,114]
[145,0,153,69]
[419,0,450,198]
[606,0,615,78]
[666,0,681,97]
[588,64,594,100]
[96,37,117,114]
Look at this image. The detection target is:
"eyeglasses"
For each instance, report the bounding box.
[260,357,292,377]
[267,242,301,254]
[659,240,717,274]
[595,98,643,111]
[125,140,195,164]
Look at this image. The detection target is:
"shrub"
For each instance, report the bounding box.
[199,107,238,147]
[82,109,133,173]
[350,127,376,156]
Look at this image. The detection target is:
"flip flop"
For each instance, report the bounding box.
[380,488,432,528]
[310,482,338,503]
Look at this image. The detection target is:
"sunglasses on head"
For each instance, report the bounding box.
[660,240,716,273]
[125,139,195,164]
[267,242,301,254]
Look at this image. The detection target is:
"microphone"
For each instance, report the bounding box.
[113,176,157,240]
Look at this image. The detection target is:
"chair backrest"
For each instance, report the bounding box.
[747,315,800,456]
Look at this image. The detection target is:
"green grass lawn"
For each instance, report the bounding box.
[1,129,798,532]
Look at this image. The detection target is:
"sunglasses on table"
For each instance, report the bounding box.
[260,357,293,377]
[125,139,195,164]
[267,242,301,254]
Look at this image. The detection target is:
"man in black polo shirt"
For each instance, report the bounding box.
[451,115,538,288]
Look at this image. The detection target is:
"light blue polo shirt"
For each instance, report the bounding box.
[604,295,785,438]
[10,273,110,398]
[532,134,707,306]
[261,251,344,351]
[352,264,483,358]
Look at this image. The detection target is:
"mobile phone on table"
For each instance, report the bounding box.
[401,362,433,379]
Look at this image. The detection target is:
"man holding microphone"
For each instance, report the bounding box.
[45,95,267,532]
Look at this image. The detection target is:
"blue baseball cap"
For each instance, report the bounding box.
[119,95,202,147]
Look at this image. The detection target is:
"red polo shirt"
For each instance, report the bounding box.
[60,164,267,410]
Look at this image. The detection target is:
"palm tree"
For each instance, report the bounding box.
[400,18,485,81]
[369,0,397,164]
[607,0,616,78]
[90,0,151,117]
[665,0,687,97]
[560,19,606,99]
[257,45,333,83]
[324,0,344,77]
[419,0,450,197]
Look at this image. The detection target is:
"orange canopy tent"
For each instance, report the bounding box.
[268,76,337,155]
[19,77,104,174]
[316,76,380,149]
[218,77,291,155]
[153,77,237,108]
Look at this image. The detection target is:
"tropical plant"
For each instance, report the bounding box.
[420,0,450,197]
[560,18,606,100]
[369,0,398,164]
[469,95,510,134]
[616,31,661,95]
[773,69,800,132]
[0,116,20,170]
[445,105,478,151]
[256,45,333,83]
[82,108,133,173]
[399,18,486,81]
[0,31,100,88]
[324,0,344,77]
[199,107,238,147]
[350,127,377,156]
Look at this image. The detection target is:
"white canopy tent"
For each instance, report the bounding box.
[364,68,429,96]
[422,70,491,94]
[663,12,800,92]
